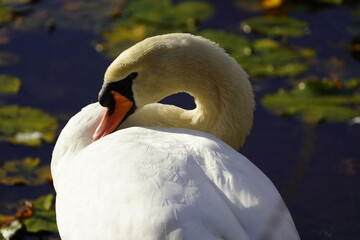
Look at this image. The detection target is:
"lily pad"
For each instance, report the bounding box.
[238,38,312,77]
[0,194,57,238]
[200,29,252,58]
[199,30,313,77]
[0,105,58,146]
[126,0,213,27]
[241,16,309,38]
[0,3,11,25]
[0,157,51,186]
[8,0,122,32]
[22,194,57,233]
[99,23,149,59]
[262,78,360,123]
[98,0,213,58]
[0,75,21,95]
[261,0,284,9]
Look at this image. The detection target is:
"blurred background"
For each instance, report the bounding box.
[0,0,360,239]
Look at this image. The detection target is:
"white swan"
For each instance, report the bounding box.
[51,33,300,240]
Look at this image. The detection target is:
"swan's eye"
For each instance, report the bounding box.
[128,72,138,80]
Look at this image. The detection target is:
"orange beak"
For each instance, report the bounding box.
[92,91,133,141]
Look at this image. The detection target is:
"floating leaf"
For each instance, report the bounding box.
[0,3,11,25]
[261,0,284,9]
[99,23,149,59]
[238,38,310,77]
[0,105,58,146]
[200,29,252,58]
[22,194,57,233]
[98,0,213,58]
[345,78,360,90]
[1,195,57,236]
[262,78,360,123]
[201,31,313,77]
[241,16,309,37]
[0,158,51,186]
[0,75,21,95]
[0,202,24,239]
[126,0,213,27]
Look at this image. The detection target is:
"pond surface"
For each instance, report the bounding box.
[1,0,360,239]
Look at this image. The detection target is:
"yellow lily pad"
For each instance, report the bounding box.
[0,3,11,25]
[0,105,58,146]
[0,158,51,186]
[0,75,21,95]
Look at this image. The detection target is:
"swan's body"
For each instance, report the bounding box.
[51,33,299,239]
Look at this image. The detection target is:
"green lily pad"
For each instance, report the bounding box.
[0,194,57,238]
[241,16,309,38]
[0,105,58,146]
[0,75,21,95]
[22,194,57,233]
[126,0,213,26]
[0,158,51,186]
[199,30,313,77]
[200,29,252,58]
[238,38,312,77]
[99,23,149,59]
[0,3,11,25]
[98,0,213,58]
[262,78,360,123]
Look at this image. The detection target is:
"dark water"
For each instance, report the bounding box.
[1,0,360,239]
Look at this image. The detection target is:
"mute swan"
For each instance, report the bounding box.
[51,33,300,240]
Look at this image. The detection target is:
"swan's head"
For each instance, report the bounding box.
[93,33,254,149]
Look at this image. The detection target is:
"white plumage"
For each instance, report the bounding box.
[51,33,300,239]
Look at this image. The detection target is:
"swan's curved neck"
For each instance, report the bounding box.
[123,57,254,150]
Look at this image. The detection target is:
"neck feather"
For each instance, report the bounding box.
[122,58,254,150]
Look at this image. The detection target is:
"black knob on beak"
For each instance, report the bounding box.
[98,84,114,108]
